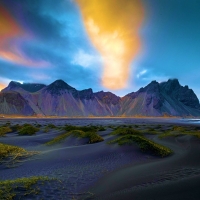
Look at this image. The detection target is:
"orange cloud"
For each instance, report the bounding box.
[76,0,144,89]
[0,83,6,91]
[0,48,50,67]
[0,6,22,40]
[0,6,49,68]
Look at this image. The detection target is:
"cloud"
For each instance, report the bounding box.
[140,74,169,83]
[0,0,103,90]
[136,69,147,78]
[0,77,11,91]
[0,83,6,91]
[0,5,51,68]
[71,49,101,68]
[76,0,144,90]
[30,73,51,81]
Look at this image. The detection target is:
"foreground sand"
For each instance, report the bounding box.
[0,118,200,199]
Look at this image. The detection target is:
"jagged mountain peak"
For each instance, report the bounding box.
[149,80,158,85]
[78,88,94,100]
[125,81,160,99]
[160,79,180,92]
[95,90,119,96]
[1,81,21,92]
[167,78,180,85]
[49,79,72,88]
[45,79,76,95]
[160,79,200,109]
[2,81,46,93]
[82,88,93,92]
[95,91,121,105]
[144,80,160,93]
[7,81,21,88]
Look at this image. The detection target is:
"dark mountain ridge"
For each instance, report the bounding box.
[0,79,199,117]
[3,81,46,93]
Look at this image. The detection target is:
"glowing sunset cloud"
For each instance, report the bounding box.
[0,83,6,91]
[76,0,144,89]
[0,6,22,39]
[0,6,49,68]
[0,47,50,68]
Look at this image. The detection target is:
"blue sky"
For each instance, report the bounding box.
[0,0,200,98]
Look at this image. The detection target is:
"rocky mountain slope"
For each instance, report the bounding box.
[0,91,34,115]
[0,79,200,117]
[120,79,200,117]
[3,81,46,93]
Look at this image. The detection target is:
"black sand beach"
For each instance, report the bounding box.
[0,118,200,199]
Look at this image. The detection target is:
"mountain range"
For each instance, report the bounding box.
[0,79,200,117]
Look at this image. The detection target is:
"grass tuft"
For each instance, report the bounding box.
[64,125,99,132]
[0,126,12,137]
[108,135,172,157]
[172,126,185,132]
[108,127,172,157]
[10,124,22,132]
[159,130,200,139]
[0,176,55,200]
[46,124,57,129]
[111,127,142,136]
[0,143,25,160]
[45,132,71,145]
[70,130,104,144]
[18,124,39,136]
[0,143,38,168]
[159,131,183,139]
[46,128,104,145]
[98,126,106,131]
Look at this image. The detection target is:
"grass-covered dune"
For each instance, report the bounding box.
[63,124,106,132]
[0,123,40,136]
[0,143,26,160]
[159,125,200,139]
[46,125,104,145]
[18,124,39,136]
[0,176,54,200]
[0,142,38,167]
[108,127,172,157]
[1,118,199,200]
[0,126,12,137]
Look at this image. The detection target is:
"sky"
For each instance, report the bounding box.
[0,0,200,98]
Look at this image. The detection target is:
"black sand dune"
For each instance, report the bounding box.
[89,135,200,200]
[0,118,200,199]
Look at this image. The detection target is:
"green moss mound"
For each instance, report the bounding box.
[159,131,183,139]
[46,124,57,129]
[0,176,54,200]
[98,126,106,131]
[0,126,12,137]
[108,135,172,157]
[43,124,58,133]
[10,124,22,132]
[64,125,106,132]
[0,143,38,167]
[108,127,172,157]
[18,124,39,136]
[0,143,25,160]
[159,130,200,139]
[71,130,104,144]
[46,128,104,145]
[172,126,186,132]
[111,127,142,136]
[45,132,71,145]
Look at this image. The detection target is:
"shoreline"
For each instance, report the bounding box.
[0,116,184,119]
